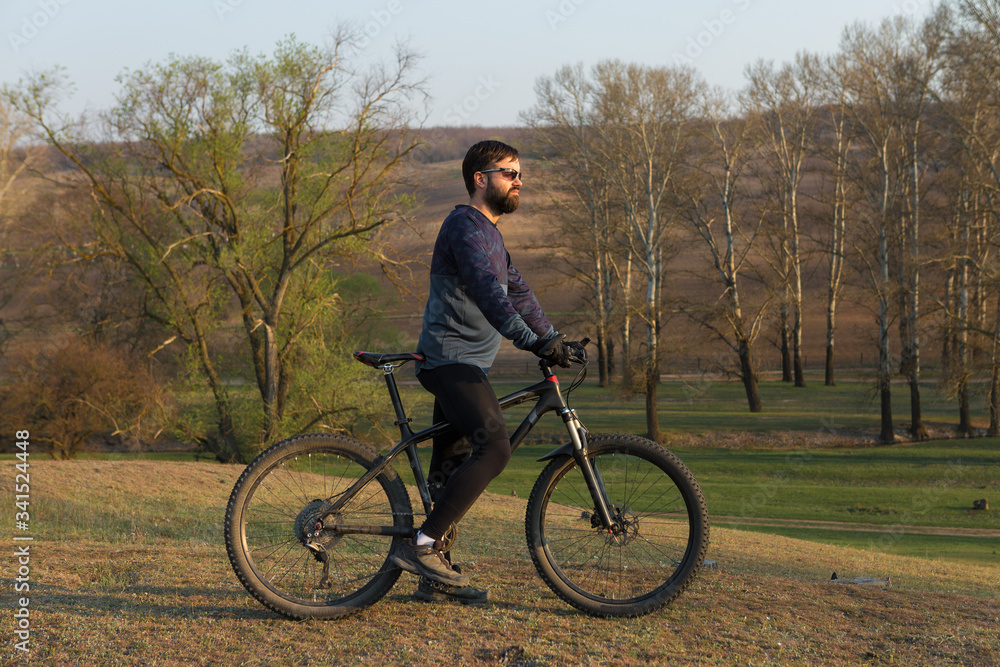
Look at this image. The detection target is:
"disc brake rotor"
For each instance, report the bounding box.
[607,504,640,546]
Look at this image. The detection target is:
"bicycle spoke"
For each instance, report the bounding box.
[226,435,413,619]
[527,435,708,615]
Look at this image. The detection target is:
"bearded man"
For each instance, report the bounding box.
[391,140,579,603]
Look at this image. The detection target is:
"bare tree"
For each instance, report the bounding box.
[745,53,820,388]
[814,52,855,387]
[838,16,939,443]
[522,64,624,387]
[588,61,700,440]
[681,91,766,413]
[944,0,1000,434]
[893,8,948,441]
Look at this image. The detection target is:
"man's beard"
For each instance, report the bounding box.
[484,179,519,216]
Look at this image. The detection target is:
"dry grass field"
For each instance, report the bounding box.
[2,460,998,666]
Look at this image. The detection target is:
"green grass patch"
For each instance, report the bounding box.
[470,439,999,567]
[727,524,1000,566]
[681,440,999,528]
[479,440,999,528]
[391,375,994,443]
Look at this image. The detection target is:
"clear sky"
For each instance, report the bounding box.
[2,0,937,127]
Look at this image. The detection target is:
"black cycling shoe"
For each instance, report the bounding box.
[413,577,489,604]
[391,538,470,587]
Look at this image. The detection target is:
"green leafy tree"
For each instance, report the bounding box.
[14,33,424,461]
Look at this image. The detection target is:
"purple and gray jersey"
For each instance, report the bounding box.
[416,205,555,373]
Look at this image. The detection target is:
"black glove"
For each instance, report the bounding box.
[566,338,589,362]
[529,333,571,368]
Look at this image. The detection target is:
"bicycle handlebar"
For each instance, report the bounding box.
[538,336,590,375]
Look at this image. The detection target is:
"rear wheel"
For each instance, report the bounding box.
[525,434,709,617]
[224,434,412,620]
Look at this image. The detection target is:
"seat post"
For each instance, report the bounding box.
[382,367,415,439]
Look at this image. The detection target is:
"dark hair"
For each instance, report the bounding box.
[462,140,519,196]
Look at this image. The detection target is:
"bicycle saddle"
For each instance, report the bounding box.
[352,351,424,368]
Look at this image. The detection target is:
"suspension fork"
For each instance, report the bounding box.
[561,408,616,530]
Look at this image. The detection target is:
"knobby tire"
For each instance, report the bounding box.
[224,434,412,620]
[525,434,709,617]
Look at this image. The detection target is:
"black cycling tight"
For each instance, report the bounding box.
[417,364,511,540]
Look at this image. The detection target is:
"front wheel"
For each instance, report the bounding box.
[224,434,413,620]
[525,434,709,617]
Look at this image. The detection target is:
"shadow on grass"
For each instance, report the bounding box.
[29,581,279,620]
[35,579,585,622]
[381,584,590,618]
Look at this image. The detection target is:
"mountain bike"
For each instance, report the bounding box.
[224,344,709,619]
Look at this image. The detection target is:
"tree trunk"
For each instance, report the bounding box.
[941,271,954,381]
[645,366,661,442]
[878,326,894,444]
[958,378,972,436]
[643,222,662,438]
[990,288,1000,437]
[956,192,973,437]
[790,190,806,388]
[779,304,792,383]
[739,337,763,413]
[621,249,633,388]
[879,375,894,445]
[597,332,610,388]
[878,204,894,445]
[904,133,926,440]
[956,327,972,438]
[260,320,282,445]
[989,365,1000,437]
[905,279,927,440]
[194,312,244,462]
[909,380,928,441]
[792,299,805,387]
[213,409,241,464]
[825,294,837,386]
[825,135,847,388]
[201,370,241,463]
[792,278,806,387]
[594,251,611,388]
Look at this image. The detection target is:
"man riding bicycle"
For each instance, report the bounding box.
[391,140,583,603]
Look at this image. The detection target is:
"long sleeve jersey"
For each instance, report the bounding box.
[416,205,555,373]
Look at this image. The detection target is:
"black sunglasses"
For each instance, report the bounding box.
[480,167,522,181]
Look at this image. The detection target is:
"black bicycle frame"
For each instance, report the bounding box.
[319,360,617,535]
